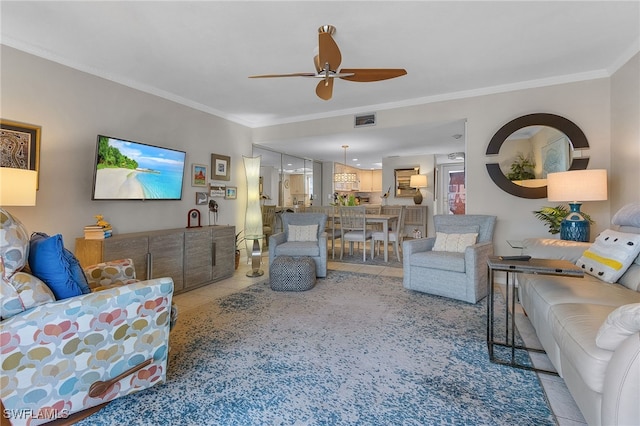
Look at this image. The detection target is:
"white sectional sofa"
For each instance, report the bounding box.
[518,203,640,426]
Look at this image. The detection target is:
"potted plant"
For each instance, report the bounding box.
[506,153,536,181]
[533,205,594,235]
[235,230,245,270]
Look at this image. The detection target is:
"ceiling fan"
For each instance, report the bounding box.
[249,25,407,101]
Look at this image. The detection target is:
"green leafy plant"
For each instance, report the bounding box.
[533,205,594,235]
[506,153,536,181]
[235,230,245,252]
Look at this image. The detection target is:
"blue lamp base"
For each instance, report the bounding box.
[560,202,590,242]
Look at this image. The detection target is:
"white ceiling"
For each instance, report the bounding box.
[2,1,639,168]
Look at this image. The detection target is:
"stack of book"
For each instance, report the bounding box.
[84,225,112,240]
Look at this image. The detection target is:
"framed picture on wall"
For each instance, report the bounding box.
[225,186,237,200]
[191,163,208,187]
[1,119,41,188]
[210,185,226,198]
[211,153,231,181]
[195,192,208,205]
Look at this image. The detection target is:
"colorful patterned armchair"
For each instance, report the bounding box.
[0,209,174,425]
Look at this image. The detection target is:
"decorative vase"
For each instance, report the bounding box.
[235,250,240,270]
[413,190,423,205]
[560,202,590,242]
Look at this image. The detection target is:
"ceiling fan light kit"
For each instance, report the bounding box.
[249,25,407,100]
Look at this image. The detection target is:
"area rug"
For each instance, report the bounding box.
[77,271,554,425]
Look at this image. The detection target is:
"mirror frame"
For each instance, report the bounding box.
[485,113,590,199]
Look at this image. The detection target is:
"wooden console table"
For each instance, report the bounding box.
[75,225,235,294]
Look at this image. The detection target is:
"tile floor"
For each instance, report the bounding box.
[173,251,586,426]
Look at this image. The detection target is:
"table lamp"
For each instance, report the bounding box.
[409,174,427,205]
[547,169,607,242]
[0,167,38,206]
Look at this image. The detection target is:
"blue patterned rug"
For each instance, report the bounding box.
[78,271,554,425]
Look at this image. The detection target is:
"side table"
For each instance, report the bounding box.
[486,256,584,374]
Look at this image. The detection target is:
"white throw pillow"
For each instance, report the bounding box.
[595,303,640,351]
[288,224,318,242]
[432,232,478,253]
[576,229,640,283]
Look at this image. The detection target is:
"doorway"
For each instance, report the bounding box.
[437,162,466,215]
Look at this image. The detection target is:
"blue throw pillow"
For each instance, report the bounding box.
[28,232,91,299]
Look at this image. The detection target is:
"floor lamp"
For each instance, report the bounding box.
[547,169,607,242]
[243,156,264,277]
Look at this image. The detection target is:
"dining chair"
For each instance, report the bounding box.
[307,206,341,259]
[339,206,372,261]
[261,204,276,246]
[371,205,405,261]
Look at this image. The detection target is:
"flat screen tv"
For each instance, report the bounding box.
[92,135,186,200]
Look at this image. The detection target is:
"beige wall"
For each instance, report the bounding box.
[1,46,253,252]
[611,52,640,212]
[254,78,615,253]
[3,46,637,256]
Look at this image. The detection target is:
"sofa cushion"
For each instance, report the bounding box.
[611,202,640,228]
[595,303,640,351]
[618,260,640,292]
[0,209,30,279]
[288,224,318,242]
[1,272,56,320]
[518,273,640,310]
[28,232,91,299]
[548,303,617,394]
[576,229,640,283]
[408,251,466,272]
[432,232,477,253]
[522,238,590,263]
[274,241,321,257]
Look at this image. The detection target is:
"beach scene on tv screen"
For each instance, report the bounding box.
[93,136,185,199]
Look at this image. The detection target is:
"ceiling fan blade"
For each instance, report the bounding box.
[318,32,341,71]
[249,72,316,78]
[316,78,334,101]
[313,55,321,73]
[338,68,407,82]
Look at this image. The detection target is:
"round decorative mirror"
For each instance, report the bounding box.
[485,113,590,199]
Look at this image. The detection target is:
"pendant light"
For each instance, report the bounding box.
[333,145,357,183]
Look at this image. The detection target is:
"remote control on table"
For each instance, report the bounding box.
[498,255,531,261]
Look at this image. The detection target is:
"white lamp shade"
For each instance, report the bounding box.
[547,169,608,202]
[409,174,427,188]
[0,168,37,206]
[243,156,263,239]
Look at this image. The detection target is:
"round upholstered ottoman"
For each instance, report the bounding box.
[270,256,316,291]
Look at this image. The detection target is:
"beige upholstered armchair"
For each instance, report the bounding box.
[403,214,496,303]
[0,209,174,425]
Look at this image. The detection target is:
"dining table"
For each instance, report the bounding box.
[328,212,399,263]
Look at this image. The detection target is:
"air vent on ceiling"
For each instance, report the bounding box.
[354,113,376,127]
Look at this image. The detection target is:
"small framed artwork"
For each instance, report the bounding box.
[225,186,237,200]
[195,192,208,205]
[211,153,231,181]
[191,163,208,187]
[210,185,226,198]
[1,119,41,188]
